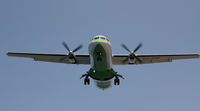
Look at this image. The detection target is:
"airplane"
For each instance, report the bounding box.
[7,35,200,89]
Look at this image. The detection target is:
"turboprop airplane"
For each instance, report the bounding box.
[7,35,200,89]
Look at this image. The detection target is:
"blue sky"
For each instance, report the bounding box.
[0,0,200,111]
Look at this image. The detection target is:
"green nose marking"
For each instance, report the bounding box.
[93,44,107,71]
[88,44,116,81]
[91,39,109,43]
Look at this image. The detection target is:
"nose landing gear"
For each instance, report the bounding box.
[80,72,90,85]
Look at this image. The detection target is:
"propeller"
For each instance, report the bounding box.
[60,42,83,62]
[121,43,143,63]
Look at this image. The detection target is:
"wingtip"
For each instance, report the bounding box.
[7,52,16,56]
[7,52,11,56]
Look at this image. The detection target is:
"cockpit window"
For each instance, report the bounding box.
[100,37,105,40]
[94,37,99,40]
[92,35,110,42]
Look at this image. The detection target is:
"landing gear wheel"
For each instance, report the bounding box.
[87,78,90,85]
[117,79,120,85]
[114,79,120,85]
[84,79,87,85]
[84,78,90,85]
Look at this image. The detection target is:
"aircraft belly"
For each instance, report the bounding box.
[95,80,112,89]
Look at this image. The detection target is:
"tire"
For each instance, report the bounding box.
[114,79,120,85]
[114,79,117,85]
[84,79,87,85]
[117,79,120,85]
[87,78,90,85]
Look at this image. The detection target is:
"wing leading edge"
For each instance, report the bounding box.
[7,52,90,64]
[7,52,200,65]
[112,54,200,65]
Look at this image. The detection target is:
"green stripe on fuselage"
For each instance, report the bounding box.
[88,43,115,81]
[93,44,107,71]
[91,39,109,43]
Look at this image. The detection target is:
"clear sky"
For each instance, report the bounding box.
[0,0,200,111]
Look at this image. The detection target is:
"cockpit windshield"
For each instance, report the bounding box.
[100,37,106,40]
[92,35,110,42]
[94,37,99,40]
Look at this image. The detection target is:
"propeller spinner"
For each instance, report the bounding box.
[121,43,143,63]
[60,42,83,63]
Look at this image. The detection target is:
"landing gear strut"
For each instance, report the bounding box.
[80,72,90,85]
[114,73,124,85]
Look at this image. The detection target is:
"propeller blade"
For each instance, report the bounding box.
[73,57,78,63]
[135,56,142,63]
[121,44,131,53]
[133,43,142,53]
[73,44,83,52]
[62,42,70,52]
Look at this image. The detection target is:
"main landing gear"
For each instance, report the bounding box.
[114,73,124,85]
[80,72,90,85]
[80,72,125,86]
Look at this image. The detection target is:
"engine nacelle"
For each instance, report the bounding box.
[128,58,136,64]
[68,55,76,63]
[68,53,76,63]
[68,58,75,63]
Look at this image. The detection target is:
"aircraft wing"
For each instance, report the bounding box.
[112,54,200,65]
[7,52,90,64]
